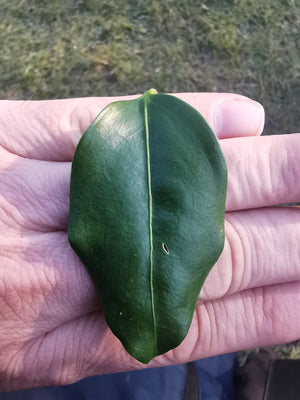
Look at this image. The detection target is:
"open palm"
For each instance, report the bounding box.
[0,94,299,392]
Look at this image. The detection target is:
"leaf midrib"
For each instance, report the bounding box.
[143,95,157,349]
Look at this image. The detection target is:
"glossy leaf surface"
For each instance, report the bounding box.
[68,90,227,363]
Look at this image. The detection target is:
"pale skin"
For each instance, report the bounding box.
[0,93,299,392]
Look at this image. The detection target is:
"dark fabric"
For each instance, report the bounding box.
[266,359,300,400]
[182,362,199,400]
[0,365,187,400]
[234,348,276,400]
[234,348,300,400]
[0,353,236,400]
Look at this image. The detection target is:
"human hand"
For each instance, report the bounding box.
[0,94,299,391]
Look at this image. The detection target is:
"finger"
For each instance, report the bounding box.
[0,231,99,340]
[1,133,298,237]
[0,148,71,232]
[222,133,300,211]
[175,92,264,139]
[198,207,300,302]
[0,310,137,391]
[157,280,300,366]
[0,93,264,161]
[5,280,299,390]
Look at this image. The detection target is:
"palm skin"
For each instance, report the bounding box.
[0,94,299,392]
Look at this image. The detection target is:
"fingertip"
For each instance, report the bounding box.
[212,97,265,139]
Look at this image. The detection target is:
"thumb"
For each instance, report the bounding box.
[174,92,265,139]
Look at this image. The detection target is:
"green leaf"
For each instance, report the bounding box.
[68,89,227,363]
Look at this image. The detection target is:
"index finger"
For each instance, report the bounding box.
[0,93,264,161]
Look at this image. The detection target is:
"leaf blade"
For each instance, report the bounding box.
[68,90,227,363]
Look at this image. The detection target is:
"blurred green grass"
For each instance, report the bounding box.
[1,0,299,134]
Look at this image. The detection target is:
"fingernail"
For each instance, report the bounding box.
[213,98,265,138]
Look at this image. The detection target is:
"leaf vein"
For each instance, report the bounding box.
[143,95,157,350]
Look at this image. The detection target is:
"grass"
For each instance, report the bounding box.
[0,0,299,359]
[0,0,299,134]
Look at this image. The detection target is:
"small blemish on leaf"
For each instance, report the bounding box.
[162,243,169,254]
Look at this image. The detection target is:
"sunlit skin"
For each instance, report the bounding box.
[0,94,299,391]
